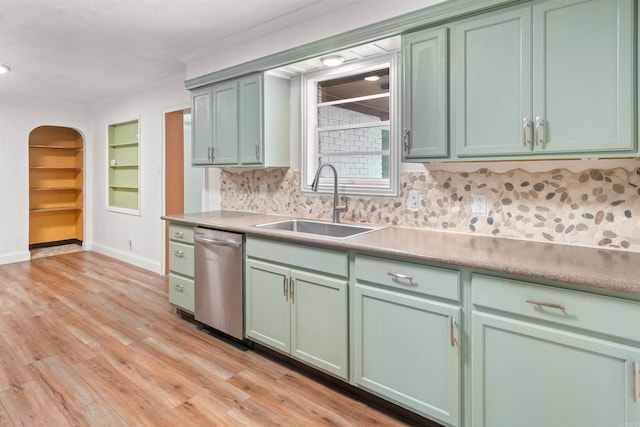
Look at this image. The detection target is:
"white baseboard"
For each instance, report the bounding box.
[0,251,31,266]
[89,243,161,274]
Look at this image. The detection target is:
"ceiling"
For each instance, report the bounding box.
[0,0,401,104]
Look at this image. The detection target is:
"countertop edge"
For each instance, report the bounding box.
[163,211,640,298]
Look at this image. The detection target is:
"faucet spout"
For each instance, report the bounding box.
[311,162,347,223]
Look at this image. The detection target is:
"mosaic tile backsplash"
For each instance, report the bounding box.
[220,162,640,253]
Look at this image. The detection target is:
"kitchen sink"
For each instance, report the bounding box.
[254,219,380,239]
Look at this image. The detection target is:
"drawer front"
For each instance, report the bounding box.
[246,236,348,278]
[472,273,640,343]
[355,254,460,302]
[169,223,194,244]
[168,273,194,312]
[169,241,194,277]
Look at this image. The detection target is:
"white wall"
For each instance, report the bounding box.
[87,74,190,273]
[0,94,90,264]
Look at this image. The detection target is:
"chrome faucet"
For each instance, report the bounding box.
[311,162,347,223]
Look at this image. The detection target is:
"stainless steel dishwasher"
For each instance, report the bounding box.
[193,227,244,341]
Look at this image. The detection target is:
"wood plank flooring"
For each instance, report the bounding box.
[0,251,423,426]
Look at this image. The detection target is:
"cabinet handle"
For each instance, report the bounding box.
[255,141,260,161]
[534,116,543,146]
[174,284,184,291]
[634,362,639,403]
[522,117,530,147]
[526,299,566,311]
[403,128,410,152]
[174,231,184,238]
[450,317,456,347]
[211,147,215,162]
[289,278,294,303]
[174,250,184,258]
[283,277,288,299]
[387,272,415,285]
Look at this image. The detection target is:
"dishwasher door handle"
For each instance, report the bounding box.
[195,235,242,248]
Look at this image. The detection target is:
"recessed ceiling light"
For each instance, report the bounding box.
[364,75,380,82]
[0,64,11,74]
[321,55,344,67]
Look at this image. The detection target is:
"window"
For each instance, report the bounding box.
[107,118,140,214]
[302,54,398,196]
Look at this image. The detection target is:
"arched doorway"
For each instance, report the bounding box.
[28,126,84,252]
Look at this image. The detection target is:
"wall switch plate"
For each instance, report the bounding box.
[407,189,421,211]
[471,194,487,215]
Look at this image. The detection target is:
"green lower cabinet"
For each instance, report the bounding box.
[245,259,290,352]
[246,258,349,380]
[354,283,461,426]
[472,311,640,427]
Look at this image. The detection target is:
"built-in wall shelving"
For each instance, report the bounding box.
[108,119,140,213]
[29,126,84,247]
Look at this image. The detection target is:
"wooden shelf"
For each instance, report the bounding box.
[30,166,83,171]
[30,187,83,191]
[30,207,83,213]
[29,145,83,151]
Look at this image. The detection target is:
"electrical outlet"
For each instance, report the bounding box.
[471,194,487,215]
[259,184,267,199]
[407,189,421,211]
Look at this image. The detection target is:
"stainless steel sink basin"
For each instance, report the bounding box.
[255,219,380,239]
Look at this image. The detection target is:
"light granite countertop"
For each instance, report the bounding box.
[162,210,640,298]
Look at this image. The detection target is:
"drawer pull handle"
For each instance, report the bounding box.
[526,299,567,311]
[174,250,184,257]
[634,362,639,403]
[387,272,415,285]
[450,317,456,348]
[174,231,184,238]
[174,284,184,291]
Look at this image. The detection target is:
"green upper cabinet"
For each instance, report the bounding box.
[211,80,239,165]
[452,0,635,159]
[402,27,449,160]
[191,87,213,165]
[452,7,532,157]
[238,74,262,164]
[191,72,290,167]
[531,0,634,154]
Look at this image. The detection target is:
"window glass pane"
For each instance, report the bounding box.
[318,68,389,102]
[318,98,389,125]
[319,154,390,180]
[319,125,390,154]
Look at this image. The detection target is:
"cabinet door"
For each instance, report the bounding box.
[238,74,263,165]
[532,0,634,154]
[453,7,533,157]
[290,269,348,380]
[211,81,238,165]
[191,86,213,165]
[472,311,640,427]
[245,259,290,352]
[402,27,448,160]
[354,284,460,426]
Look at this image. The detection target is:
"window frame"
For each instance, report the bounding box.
[301,53,399,196]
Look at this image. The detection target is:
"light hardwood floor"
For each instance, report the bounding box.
[0,251,427,426]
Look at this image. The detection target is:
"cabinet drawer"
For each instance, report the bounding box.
[355,254,460,302]
[472,274,640,343]
[169,223,194,244]
[168,273,194,312]
[246,237,348,278]
[168,241,194,277]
